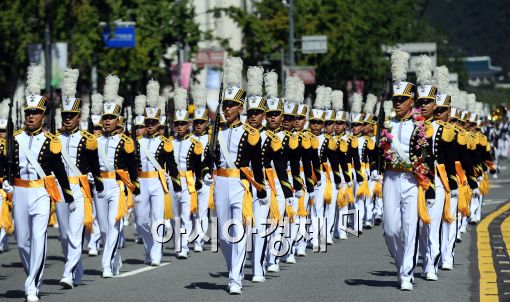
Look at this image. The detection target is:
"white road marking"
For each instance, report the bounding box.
[483,199,508,206]
[116,263,170,278]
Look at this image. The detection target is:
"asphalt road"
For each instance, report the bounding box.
[1,161,509,302]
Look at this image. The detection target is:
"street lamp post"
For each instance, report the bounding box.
[288,0,295,67]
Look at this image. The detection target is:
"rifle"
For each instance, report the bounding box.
[164,97,170,137]
[129,95,139,160]
[49,89,56,134]
[15,100,19,129]
[375,76,390,173]
[6,97,15,184]
[208,74,224,173]
[87,94,93,133]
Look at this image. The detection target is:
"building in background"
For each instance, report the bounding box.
[463,56,503,87]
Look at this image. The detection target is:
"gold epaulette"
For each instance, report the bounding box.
[120,133,135,153]
[299,131,311,149]
[45,132,62,154]
[478,133,488,147]
[242,123,260,146]
[160,136,174,152]
[14,129,22,136]
[340,138,349,153]
[425,122,434,138]
[350,136,358,149]
[266,130,282,151]
[311,133,319,149]
[80,130,98,150]
[326,135,337,150]
[284,131,298,150]
[457,129,467,146]
[0,138,5,156]
[366,137,375,150]
[441,122,455,142]
[190,137,204,154]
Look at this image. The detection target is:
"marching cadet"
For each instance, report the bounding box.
[279,77,305,260]
[202,57,267,294]
[0,98,13,253]
[349,93,369,234]
[2,64,74,302]
[95,75,139,278]
[86,100,105,256]
[414,56,456,281]
[292,77,321,257]
[331,90,355,239]
[135,81,181,265]
[55,68,104,289]
[263,71,302,268]
[466,96,484,224]
[378,50,435,291]
[190,83,211,252]
[308,86,341,247]
[171,87,203,259]
[361,94,381,229]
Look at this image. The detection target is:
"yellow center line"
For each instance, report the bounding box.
[477,201,510,301]
[501,214,510,261]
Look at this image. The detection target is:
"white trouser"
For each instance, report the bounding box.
[55,183,84,283]
[251,186,270,276]
[295,171,310,253]
[135,177,165,263]
[365,179,376,224]
[353,179,365,233]
[374,193,383,221]
[324,171,338,242]
[13,185,50,296]
[95,178,121,274]
[334,182,349,239]
[0,195,10,250]
[383,171,419,283]
[173,176,192,254]
[214,175,247,289]
[441,194,458,267]
[469,188,483,222]
[310,171,326,247]
[419,175,445,274]
[87,189,102,251]
[267,178,287,265]
[194,184,211,248]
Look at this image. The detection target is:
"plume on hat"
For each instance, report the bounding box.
[134,95,146,115]
[0,98,10,118]
[475,102,484,117]
[146,80,160,108]
[391,49,410,83]
[224,56,243,88]
[61,68,79,99]
[351,93,363,113]
[103,74,120,102]
[457,91,468,110]
[158,95,167,112]
[81,97,90,117]
[264,71,278,99]
[383,100,393,117]
[467,93,477,112]
[332,90,344,111]
[191,83,207,108]
[174,87,187,111]
[364,94,378,114]
[415,55,432,86]
[284,76,298,102]
[295,78,305,104]
[25,64,45,96]
[247,66,264,97]
[55,108,62,129]
[433,66,449,94]
[314,86,329,109]
[91,93,103,114]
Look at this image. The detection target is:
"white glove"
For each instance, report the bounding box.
[68,201,77,213]
[134,194,143,206]
[472,188,480,198]
[285,197,295,207]
[165,173,171,182]
[203,173,214,186]
[426,199,436,208]
[175,191,184,200]
[2,180,13,194]
[295,189,303,198]
[347,181,353,188]
[451,189,459,199]
[315,180,322,188]
[87,172,94,183]
[335,183,342,190]
[259,196,269,205]
[371,171,382,182]
[477,176,483,183]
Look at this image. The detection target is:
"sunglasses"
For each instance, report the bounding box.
[247,110,264,117]
[102,114,117,120]
[174,121,188,127]
[309,120,324,125]
[392,96,411,104]
[145,119,159,126]
[434,106,449,115]
[325,121,334,126]
[266,111,282,118]
[283,115,296,122]
[222,101,240,110]
[25,109,44,116]
[335,121,346,126]
[351,123,363,127]
[296,116,306,121]
[62,112,79,120]
[193,119,207,125]
[415,98,434,107]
